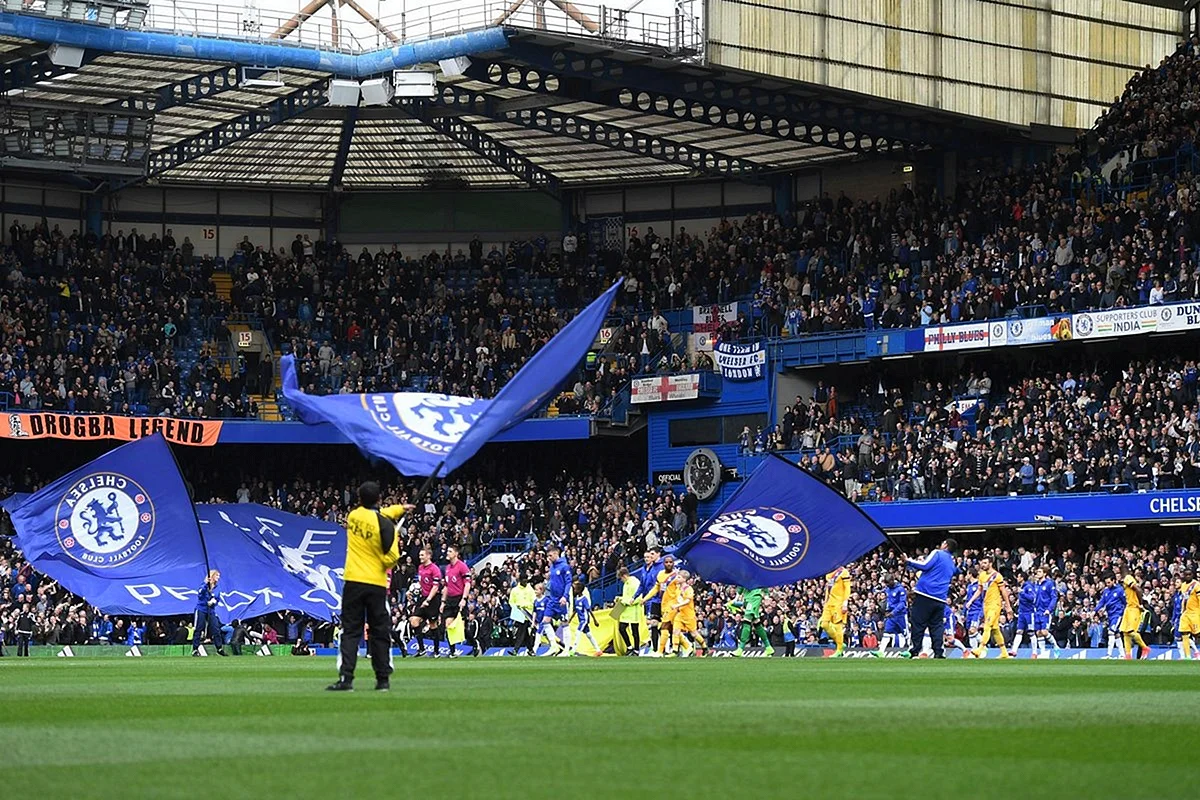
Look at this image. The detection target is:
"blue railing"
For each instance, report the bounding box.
[468,536,534,567]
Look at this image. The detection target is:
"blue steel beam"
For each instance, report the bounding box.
[406,100,560,197]
[428,82,761,179]
[117,64,242,114]
[495,41,956,153]
[328,106,357,188]
[1,50,97,93]
[111,79,328,190]
[0,13,509,78]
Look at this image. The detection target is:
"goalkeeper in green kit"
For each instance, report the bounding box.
[730,586,775,657]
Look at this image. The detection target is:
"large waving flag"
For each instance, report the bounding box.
[282,279,622,477]
[0,436,346,620]
[1,434,208,615]
[675,454,887,588]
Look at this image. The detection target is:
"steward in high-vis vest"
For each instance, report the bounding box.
[327,481,412,692]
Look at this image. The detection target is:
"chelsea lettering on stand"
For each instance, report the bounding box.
[1149,495,1200,514]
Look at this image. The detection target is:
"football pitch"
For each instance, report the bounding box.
[2,658,1196,799]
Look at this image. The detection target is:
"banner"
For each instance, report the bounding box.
[0,412,222,446]
[676,454,887,588]
[693,302,738,333]
[631,373,700,404]
[922,322,991,352]
[862,487,1200,531]
[282,281,622,477]
[1074,302,1200,340]
[714,341,765,380]
[994,316,1073,347]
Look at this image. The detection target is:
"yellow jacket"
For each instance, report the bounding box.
[343,504,406,587]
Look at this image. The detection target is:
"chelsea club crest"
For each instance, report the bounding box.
[55,472,155,568]
[703,507,810,569]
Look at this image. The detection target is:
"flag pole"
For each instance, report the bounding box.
[164,435,212,576]
[409,460,446,508]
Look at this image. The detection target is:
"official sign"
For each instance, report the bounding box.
[693,302,738,333]
[631,374,701,404]
[0,413,223,446]
[714,341,765,380]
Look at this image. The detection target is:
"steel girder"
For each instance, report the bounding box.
[329,105,357,188]
[406,100,560,197]
[112,80,328,190]
[428,82,762,179]
[489,41,954,154]
[117,65,243,114]
[0,51,95,94]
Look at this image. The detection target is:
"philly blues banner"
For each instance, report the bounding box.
[282,280,622,477]
[675,454,886,588]
[713,341,766,380]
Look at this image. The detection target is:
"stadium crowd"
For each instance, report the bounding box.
[5,32,1200,415]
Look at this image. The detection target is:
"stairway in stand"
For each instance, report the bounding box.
[211,271,233,304]
[250,346,286,421]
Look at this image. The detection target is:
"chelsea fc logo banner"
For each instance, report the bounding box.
[675,454,887,588]
[0,435,345,620]
[713,341,765,380]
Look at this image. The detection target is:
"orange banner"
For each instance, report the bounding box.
[0,413,223,447]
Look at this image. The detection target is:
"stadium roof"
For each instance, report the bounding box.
[0,23,1030,193]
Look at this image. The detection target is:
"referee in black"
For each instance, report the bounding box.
[327,482,411,692]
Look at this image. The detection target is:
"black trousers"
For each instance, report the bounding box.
[908,594,946,657]
[339,581,392,682]
[17,633,32,657]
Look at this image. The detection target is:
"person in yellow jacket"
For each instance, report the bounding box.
[616,566,643,655]
[508,576,536,655]
[1120,573,1151,660]
[327,481,412,692]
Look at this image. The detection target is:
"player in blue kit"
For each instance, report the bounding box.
[874,573,908,656]
[1033,566,1061,659]
[964,576,983,649]
[564,579,601,657]
[541,544,573,656]
[1095,572,1127,658]
[942,605,970,655]
[1009,572,1037,656]
[530,582,558,656]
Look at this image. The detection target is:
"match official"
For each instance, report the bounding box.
[902,538,958,659]
[327,481,411,692]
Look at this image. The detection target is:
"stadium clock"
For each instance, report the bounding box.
[684,447,723,501]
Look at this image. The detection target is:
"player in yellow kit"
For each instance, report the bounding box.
[1120,573,1151,659]
[642,554,682,656]
[819,566,851,657]
[969,556,1013,659]
[1178,570,1200,660]
[670,570,707,657]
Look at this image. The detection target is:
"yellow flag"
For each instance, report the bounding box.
[446,616,465,645]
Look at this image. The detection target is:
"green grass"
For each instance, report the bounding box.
[1,658,1197,799]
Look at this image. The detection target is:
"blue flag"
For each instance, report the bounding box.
[281,280,622,477]
[0,436,346,621]
[1,434,208,615]
[194,503,345,621]
[675,454,886,588]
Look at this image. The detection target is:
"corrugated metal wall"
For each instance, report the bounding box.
[706,0,1183,128]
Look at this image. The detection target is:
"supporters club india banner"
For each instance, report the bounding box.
[713,341,765,380]
[0,412,222,446]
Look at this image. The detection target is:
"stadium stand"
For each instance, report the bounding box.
[4,19,1200,661]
